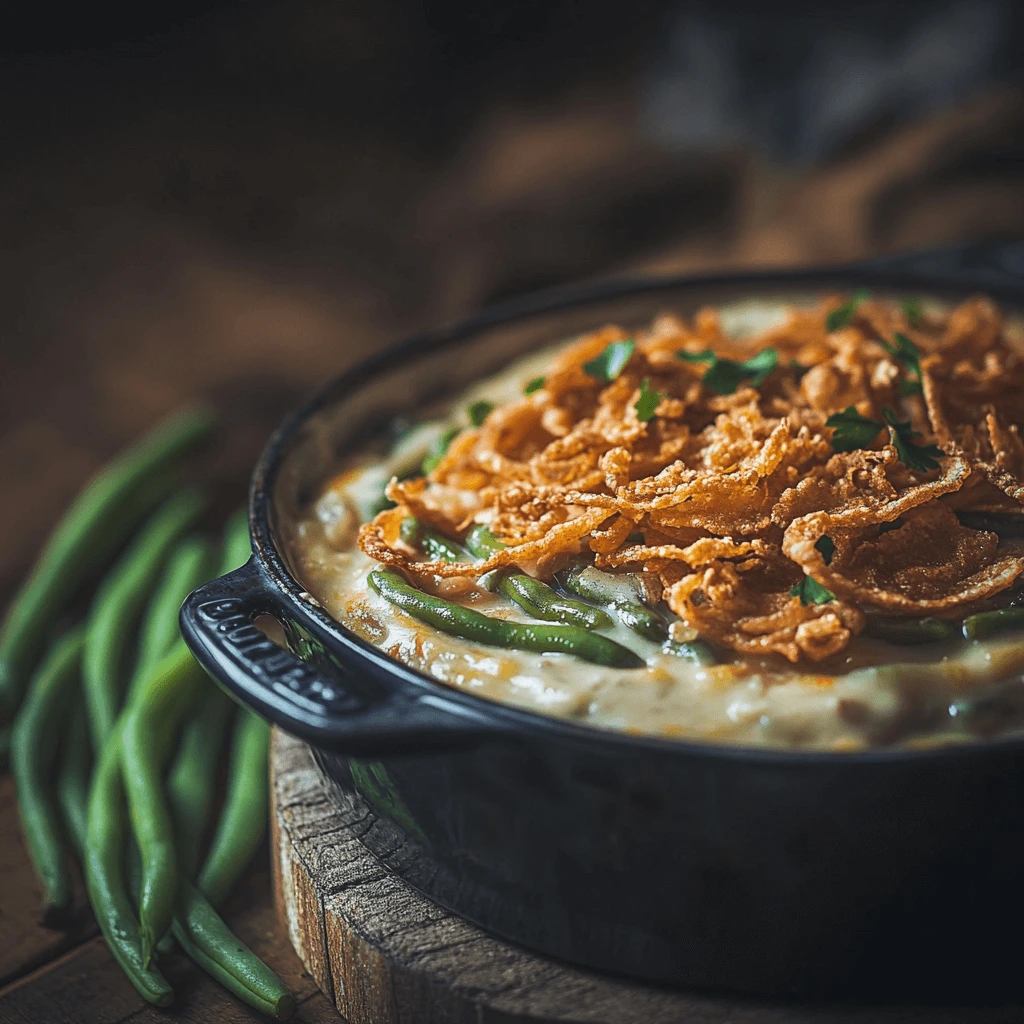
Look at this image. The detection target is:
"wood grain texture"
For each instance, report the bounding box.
[273,728,1021,1024]
[0,773,97,988]
[0,863,338,1024]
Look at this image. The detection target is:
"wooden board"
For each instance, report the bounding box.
[271,728,1016,1024]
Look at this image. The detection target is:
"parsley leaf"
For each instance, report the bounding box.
[634,377,662,422]
[881,407,943,473]
[879,331,921,377]
[677,347,778,395]
[899,379,923,397]
[901,297,923,327]
[524,375,546,395]
[825,406,885,452]
[815,535,835,565]
[468,400,494,427]
[421,425,460,475]
[789,575,836,605]
[826,290,870,332]
[584,339,635,382]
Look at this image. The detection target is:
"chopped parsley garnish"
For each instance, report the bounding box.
[826,290,870,332]
[815,535,835,565]
[584,339,635,382]
[677,347,778,395]
[789,358,809,379]
[901,297,923,327]
[634,377,662,422]
[468,400,494,427]
[824,406,885,452]
[881,407,943,473]
[789,575,836,605]
[421,425,460,475]
[524,375,546,395]
[627,531,645,544]
[879,331,921,377]
[899,379,923,397]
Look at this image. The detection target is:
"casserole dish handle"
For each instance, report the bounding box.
[180,560,507,754]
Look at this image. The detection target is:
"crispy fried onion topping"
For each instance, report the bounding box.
[357,296,1024,662]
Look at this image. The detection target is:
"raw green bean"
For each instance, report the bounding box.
[864,616,958,644]
[558,565,667,641]
[663,638,718,666]
[173,880,295,1019]
[133,536,210,690]
[963,608,1024,640]
[399,517,468,563]
[121,640,208,961]
[85,739,174,1005]
[219,507,253,575]
[369,569,643,668]
[56,701,91,859]
[167,686,232,877]
[464,524,613,630]
[83,489,206,748]
[197,709,270,909]
[0,406,214,719]
[11,628,84,923]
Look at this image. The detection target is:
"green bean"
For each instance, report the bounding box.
[463,524,613,630]
[663,638,718,666]
[0,406,214,719]
[173,880,295,1019]
[369,569,643,668]
[83,489,206,749]
[56,702,91,859]
[218,507,253,575]
[167,686,232,877]
[558,565,667,641]
[963,608,1024,640]
[197,709,271,909]
[399,516,468,563]
[11,628,84,923]
[0,724,10,770]
[121,640,208,961]
[864,616,958,645]
[133,536,210,690]
[88,510,249,984]
[85,739,174,1005]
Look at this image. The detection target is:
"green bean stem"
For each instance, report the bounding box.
[83,489,206,749]
[56,700,92,859]
[85,739,174,1005]
[121,641,208,960]
[173,880,295,1019]
[11,628,85,923]
[963,608,1024,640]
[463,524,613,629]
[0,406,214,719]
[864,616,958,645]
[558,565,668,641]
[369,569,643,668]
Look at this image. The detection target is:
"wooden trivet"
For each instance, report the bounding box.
[270,728,1007,1024]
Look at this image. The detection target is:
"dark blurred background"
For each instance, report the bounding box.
[3,0,1024,587]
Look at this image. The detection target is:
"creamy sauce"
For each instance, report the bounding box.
[284,305,1024,751]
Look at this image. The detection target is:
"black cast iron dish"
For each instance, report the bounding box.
[182,244,1024,1003]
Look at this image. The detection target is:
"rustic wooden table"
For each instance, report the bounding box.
[2,13,1022,1015]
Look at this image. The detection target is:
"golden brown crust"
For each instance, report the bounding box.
[356,294,1024,661]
